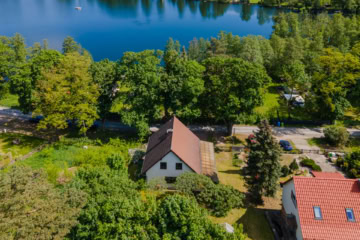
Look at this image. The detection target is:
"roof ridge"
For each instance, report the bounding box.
[294,176,357,182]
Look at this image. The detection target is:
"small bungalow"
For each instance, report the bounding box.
[141,116,218,183]
[281,172,360,240]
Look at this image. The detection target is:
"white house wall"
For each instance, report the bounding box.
[282,181,303,240]
[146,151,194,181]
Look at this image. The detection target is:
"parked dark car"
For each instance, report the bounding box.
[28,115,44,123]
[279,140,293,151]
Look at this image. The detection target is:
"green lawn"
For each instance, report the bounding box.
[0,133,45,158]
[255,85,281,118]
[0,94,19,108]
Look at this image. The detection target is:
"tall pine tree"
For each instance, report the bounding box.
[245,120,281,203]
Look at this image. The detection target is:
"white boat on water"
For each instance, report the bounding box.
[75,6,82,10]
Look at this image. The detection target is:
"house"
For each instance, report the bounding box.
[141,116,218,183]
[281,172,360,240]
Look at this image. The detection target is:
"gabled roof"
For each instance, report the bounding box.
[288,176,360,240]
[141,116,201,174]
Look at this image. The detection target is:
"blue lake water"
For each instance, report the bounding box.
[0,0,281,61]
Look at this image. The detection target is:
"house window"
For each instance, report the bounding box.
[291,191,297,208]
[313,206,323,220]
[160,162,167,170]
[165,177,176,183]
[346,208,355,222]
[176,163,183,170]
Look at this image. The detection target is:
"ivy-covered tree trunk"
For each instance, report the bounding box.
[245,120,281,204]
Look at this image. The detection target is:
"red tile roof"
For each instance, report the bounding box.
[292,176,360,240]
[311,171,345,179]
[141,116,201,174]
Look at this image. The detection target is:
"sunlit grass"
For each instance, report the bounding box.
[0,94,19,108]
[0,133,45,158]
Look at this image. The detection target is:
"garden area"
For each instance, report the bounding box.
[209,133,300,240]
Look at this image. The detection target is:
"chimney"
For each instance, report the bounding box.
[167,128,173,134]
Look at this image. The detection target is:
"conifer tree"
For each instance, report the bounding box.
[245,120,281,203]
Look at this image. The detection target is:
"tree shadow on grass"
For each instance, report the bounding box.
[219,169,242,175]
[0,133,45,154]
[237,207,275,240]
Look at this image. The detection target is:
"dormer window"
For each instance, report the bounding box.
[313,206,323,220]
[346,208,355,222]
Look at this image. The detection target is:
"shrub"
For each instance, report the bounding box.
[147,177,168,191]
[197,184,244,217]
[174,173,244,217]
[300,158,322,171]
[340,151,360,178]
[281,165,290,177]
[232,154,243,167]
[335,157,344,167]
[289,159,299,172]
[323,125,349,147]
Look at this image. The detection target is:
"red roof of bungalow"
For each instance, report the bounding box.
[141,116,201,174]
[288,176,360,240]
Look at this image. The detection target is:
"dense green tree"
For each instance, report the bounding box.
[0,166,85,240]
[162,49,205,120]
[245,120,282,203]
[239,36,264,66]
[89,59,117,120]
[201,56,269,132]
[10,33,27,63]
[113,50,163,139]
[10,49,63,112]
[310,48,360,120]
[34,52,99,135]
[0,37,16,81]
[62,36,82,54]
[188,37,210,62]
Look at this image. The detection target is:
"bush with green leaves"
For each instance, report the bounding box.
[155,194,247,240]
[289,159,299,172]
[147,177,168,191]
[174,173,244,217]
[336,151,360,178]
[281,165,290,177]
[323,125,350,147]
[68,166,158,239]
[300,158,322,171]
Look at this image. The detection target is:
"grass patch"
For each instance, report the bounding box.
[0,133,45,158]
[22,137,140,169]
[0,94,19,108]
[255,85,281,118]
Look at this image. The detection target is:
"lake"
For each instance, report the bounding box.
[0,0,282,61]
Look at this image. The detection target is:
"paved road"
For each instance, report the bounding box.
[0,106,134,131]
[233,125,360,138]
